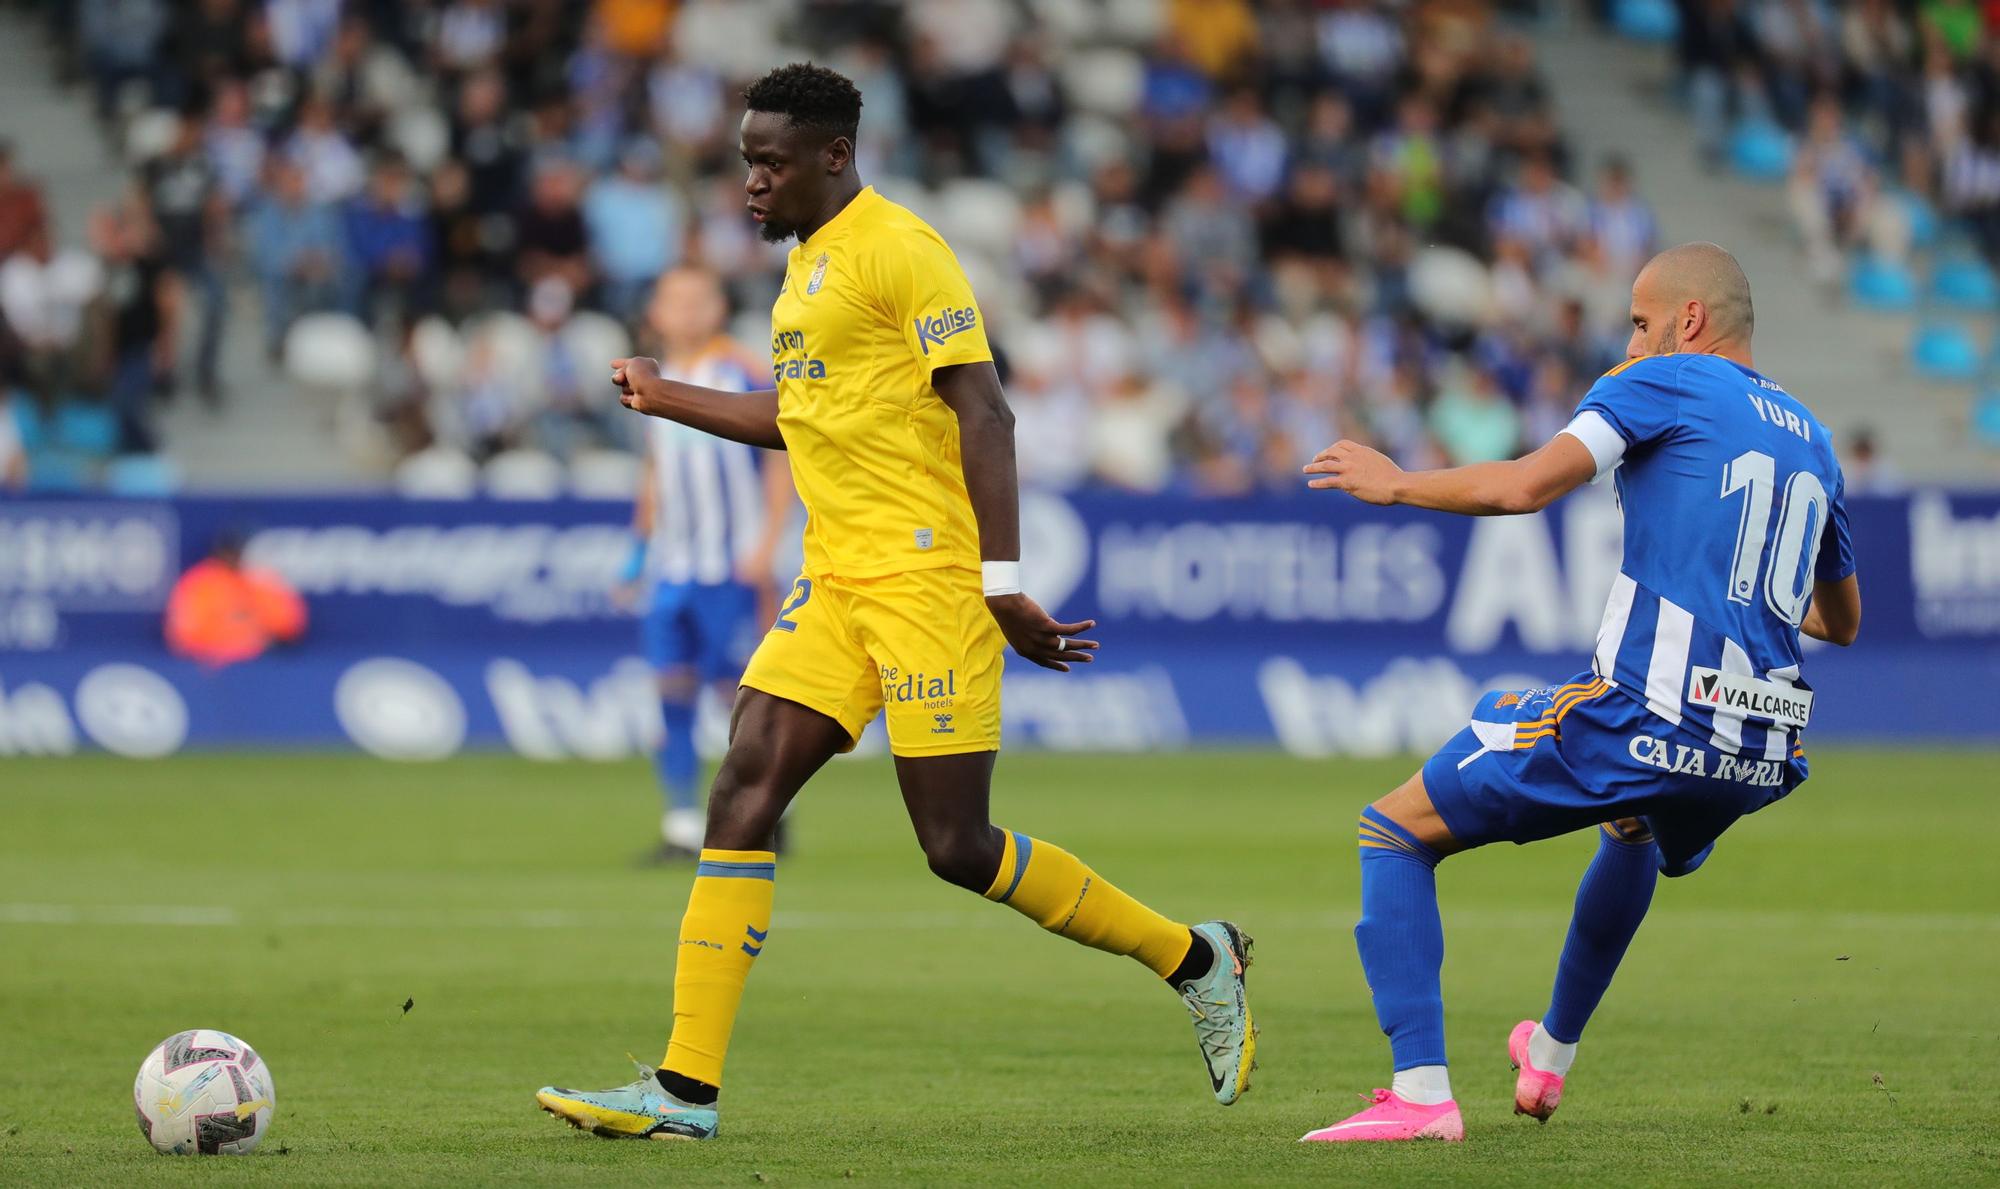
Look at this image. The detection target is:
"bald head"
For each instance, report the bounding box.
[1625,241,1755,363]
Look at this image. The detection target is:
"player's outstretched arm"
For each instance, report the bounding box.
[611,357,785,450]
[934,360,1098,672]
[1800,575,1861,645]
[1303,434,1598,516]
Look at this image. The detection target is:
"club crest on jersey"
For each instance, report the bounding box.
[914,305,978,355]
[806,252,829,295]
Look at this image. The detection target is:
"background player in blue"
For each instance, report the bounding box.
[1296,242,1864,1143]
[620,265,793,860]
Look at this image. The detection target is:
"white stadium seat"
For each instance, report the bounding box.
[393,445,479,499]
[483,449,566,500]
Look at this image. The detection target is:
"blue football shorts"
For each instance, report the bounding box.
[1420,672,1808,876]
[640,579,760,681]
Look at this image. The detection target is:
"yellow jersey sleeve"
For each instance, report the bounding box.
[876,231,993,377]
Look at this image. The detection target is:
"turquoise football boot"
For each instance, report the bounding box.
[1177,920,1257,1105]
[536,1058,719,1140]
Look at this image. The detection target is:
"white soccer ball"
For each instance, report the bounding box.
[132,1030,277,1155]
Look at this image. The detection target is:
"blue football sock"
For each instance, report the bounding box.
[1543,824,1659,1044]
[656,698,699,813]
[1354,806,1447,1071]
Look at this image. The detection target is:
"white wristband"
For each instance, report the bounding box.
[981,560,1022,597]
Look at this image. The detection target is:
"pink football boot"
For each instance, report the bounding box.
[1508,1020,1565,1121]
[1299,1088,1465,1143]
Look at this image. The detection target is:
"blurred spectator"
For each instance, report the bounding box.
[527,277,628,458]
[142,110,228,403]
[585,141,683,320]
[0,224,104,405]
[93,204,180,455]
[1208,87,1289,204]
[0,388,25,490]
[1090,343,1190,493]
[1844,426,1905,493]
[1429,364,1522,465]
[286,95,367,206]
[517,159,592,295]
[203,80,267,212]
[343,153,436,333]
[245,160,345,358]
[1790,95,1882,284]
[0,143,48,263]
[1488,151,1588,269]
[1587,155,1659,277]
[164,529,308,668]
[79,0,168,119]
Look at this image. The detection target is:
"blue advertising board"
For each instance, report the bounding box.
[1,488,1995,759]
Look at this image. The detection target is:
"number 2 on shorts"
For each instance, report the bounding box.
[774,578,813,633]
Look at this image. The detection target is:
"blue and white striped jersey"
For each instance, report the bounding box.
[646,343,768,586]
[1561,354,1856,757]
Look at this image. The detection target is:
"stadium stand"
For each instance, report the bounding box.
[0,0,1991,493]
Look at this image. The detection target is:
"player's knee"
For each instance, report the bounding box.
[656,667,699,704]
[919,825,1003,892]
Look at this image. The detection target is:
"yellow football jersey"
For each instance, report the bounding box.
[767,186,994,580]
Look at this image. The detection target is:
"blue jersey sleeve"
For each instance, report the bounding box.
[1562,357,1683,478]
[1816,465,1857,581]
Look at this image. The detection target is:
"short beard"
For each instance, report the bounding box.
[757,219,798,244]
[1651,325,1680,356]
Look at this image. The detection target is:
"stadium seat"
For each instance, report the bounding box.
[483,449,564,499]
[408,316,465,395]
[283,312,378,390]
[1974,392,2000,447]
[569,449,642,500]
[24,450,89,491]
[387,105,451,173]
[8,393,45,450]
[393,445,478,498]
[1896,190,1940,251]
[104,453,182,496]
[935,180,1024,261]
[1929,256,2000,312]
[52,402,119,456]
[123,108,182,160]
[1615,0,1680,41]
[1409,247,1492,328]
[1909,322,1983,382]
[1848,255,1917,312]
[559,311,633,383]
[1060,48,1144,117]
[1729,120,1793,183]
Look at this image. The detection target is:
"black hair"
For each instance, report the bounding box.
[743,62,863,146]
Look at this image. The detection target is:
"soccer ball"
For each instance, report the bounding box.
[132,1030,277,1155]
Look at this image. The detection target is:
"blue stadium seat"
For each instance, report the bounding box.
[1849,255,1917,312]
[1975,392,2000,447]
[1614,0,1679,41]
[25,450,91,492]
[1896,190,1939,251]
[1909,322,1982,382]
[1729,120,1793,183]
[8,392,45,450]
[51,402,119,456]
[1929,256,1999,312]
[104,453,183,496]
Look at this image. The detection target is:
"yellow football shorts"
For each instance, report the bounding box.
[739,566,1004,757]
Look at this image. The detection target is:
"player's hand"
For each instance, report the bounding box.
[611,357,663,412]
[985,593,1098,673]
[1304,439,1405,505]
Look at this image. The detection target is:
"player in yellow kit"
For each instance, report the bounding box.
[534,63,1254,1141]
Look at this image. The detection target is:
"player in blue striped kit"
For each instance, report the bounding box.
[622,266,793,859]
[1298,242,1863,1142]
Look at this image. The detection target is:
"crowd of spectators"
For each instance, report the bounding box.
[1671,0,2000,286]
[5,0,1677,494]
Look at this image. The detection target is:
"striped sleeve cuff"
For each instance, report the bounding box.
[1560,410,1626,481]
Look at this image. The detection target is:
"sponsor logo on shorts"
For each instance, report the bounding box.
[881,666,957,711]
[914,305,978,355]
[1628,734,1786,786]
[1686,667,1813,727]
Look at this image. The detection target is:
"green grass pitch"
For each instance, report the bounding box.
[3,749,1997,1185]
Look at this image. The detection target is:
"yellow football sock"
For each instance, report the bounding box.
[661,848,776,1089]
[983,830,1193,978]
